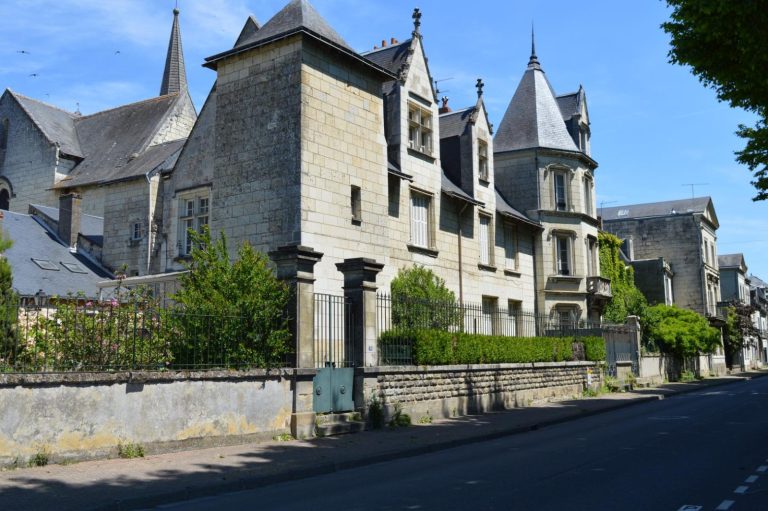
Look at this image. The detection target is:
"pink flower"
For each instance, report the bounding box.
[86,301,93,307]
[110,298,118,307]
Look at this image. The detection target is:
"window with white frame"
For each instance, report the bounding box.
[179,194,210,256]
[481,296,498,335]
[504,222,518,270]
[664,273,674,305]
[507,299,521,336]
[478,139,489,182]
[554,306,578,330]
[553,172,568,211]
[586,237,597,276]
[410,191,432,248]
[583,176,593,216]
[408,103,433,155]
[479,214,493,266]
[555,234,572,276]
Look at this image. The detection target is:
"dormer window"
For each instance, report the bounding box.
[408,103,433,155]
[478,140,489,182]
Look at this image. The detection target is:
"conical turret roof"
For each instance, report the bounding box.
[160,8,188,96]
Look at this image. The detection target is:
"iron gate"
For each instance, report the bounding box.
[603,323,640,377]
[313,293,355,413]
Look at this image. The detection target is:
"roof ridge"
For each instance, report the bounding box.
[360,38,412,56]
[74,93,179,121]
[29,203,104,221]
[439,107,473,117]
[8,89,78,117]
[606,196,712,210]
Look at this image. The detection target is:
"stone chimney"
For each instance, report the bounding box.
[439,96,452,114]
[58,193,82,249]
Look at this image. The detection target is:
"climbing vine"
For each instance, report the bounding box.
[598,231,648,324]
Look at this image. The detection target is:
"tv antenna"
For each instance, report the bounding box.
[682,183,708,199]
[434,77,453,95]
[599,200,617,215]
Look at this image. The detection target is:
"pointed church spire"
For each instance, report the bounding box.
[160,7,188,96]
[528,23,541,70]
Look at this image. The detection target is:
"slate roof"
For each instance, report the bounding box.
[8,91,82,158]
[361,40,411,76]
[494,56,579,153]
[718,253,745,270]
[556,92,579,120]
[235,16,261,47]
[439,108,473,138]
[54,95,184,188]
[29,203,104,241]
[160,9,187,96]
[441,170,482,206]
[495,189,541,229]
[601,197,714,222]
[750,275,768,289]
[1,211,110,298]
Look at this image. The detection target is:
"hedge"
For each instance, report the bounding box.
[380,329,606,365]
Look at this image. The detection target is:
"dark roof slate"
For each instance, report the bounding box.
[9,91,82,158]
[54,95,183,188]
[232,0,350,52]
[361,40,411,76]
[235,16,261,46]
[718,253,745,270]
[439,108,473,139]
[494,61,578,153]
[441,170,482,206]
[556,92,579,120]
[495,189,541,229]
[29,203,104,240]
[601,197,713,222]
[1,211,110,298]
[160,9,188,95]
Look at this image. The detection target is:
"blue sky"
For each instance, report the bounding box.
[2,0,766,279]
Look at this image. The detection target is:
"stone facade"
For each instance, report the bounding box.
[359,361,600,420]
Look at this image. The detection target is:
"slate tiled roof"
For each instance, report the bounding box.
[441,170,482,206]
[9,91,83,158]
[361,40,411,76]
[494,59,579,153]
[495,189,541,229]
[160,9,187,96]
[718,253,745,270]
[601,197,713,222]
[556,92,579,120]
[439,108,473,139]
[1,211,110,298]
[29,203,104,241]
[750,275,767,289]
[235,16,261,47]
[54,95,184,188]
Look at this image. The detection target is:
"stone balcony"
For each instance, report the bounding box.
[587,276,612,299]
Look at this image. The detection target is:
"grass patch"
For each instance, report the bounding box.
[117,442,145,459]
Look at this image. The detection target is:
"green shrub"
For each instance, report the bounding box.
[117,442,145,459]
[386,329,590,365]
[390,266,461,330]
[644,304,720,357]
[582,336,607,361]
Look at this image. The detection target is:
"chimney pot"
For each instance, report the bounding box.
[381,39,387,47]
[391,37,397,44]
[58,193,82,249]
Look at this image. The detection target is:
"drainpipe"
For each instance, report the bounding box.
[145,172,153,275]
[532,231,540,335]
[457,201,469,305]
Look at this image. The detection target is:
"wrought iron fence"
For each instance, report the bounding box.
[313,293,354,368]
[0,295,293,373]
[376,293,602,365]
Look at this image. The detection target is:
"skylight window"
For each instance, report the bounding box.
[31,258,59,271]
[61,262,87,274]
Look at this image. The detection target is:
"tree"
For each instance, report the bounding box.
[172,227,291,368]
[390,266,461,330]
[598,232,648,323]
[662,1,768,200]
[0,230,17,368]
[644,304,721,357]
[722,302,759,368]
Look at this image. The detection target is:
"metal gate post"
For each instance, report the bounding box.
[269,244,323,438]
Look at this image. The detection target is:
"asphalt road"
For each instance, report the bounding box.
[151,378,768,511]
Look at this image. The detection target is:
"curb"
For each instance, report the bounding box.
[94,372,766,510]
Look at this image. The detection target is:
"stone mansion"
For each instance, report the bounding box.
[0,0,609,323]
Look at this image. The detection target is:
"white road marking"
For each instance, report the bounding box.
[715,500,734,510]
[734,486,749,494]
[745,475,758,483]
[677,506,702,511]
[758,465,768,472]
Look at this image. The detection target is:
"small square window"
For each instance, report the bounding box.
[408,103,433,155]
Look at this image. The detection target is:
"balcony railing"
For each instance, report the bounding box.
[587,276,612,298]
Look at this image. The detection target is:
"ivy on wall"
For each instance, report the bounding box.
[598,231,648,324]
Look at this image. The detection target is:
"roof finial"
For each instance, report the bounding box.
[412,8,422,36]
[174,0,179,15]
[528,22,541,69]
[476,78,484,98]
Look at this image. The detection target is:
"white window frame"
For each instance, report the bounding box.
[583,175,593,216]
[553,171,568,211]
[479,213,493,266]
[555,234,573,276]
[179,193,210,257]
[478,139,489,182]
[408,103,433,156]
[504,222,518,271]
[507,299,522,337]
[410,190,433,249]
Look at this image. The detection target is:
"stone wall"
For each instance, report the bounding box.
[358,361,599,421]
[0,370,295,467]
[102,178,149,275]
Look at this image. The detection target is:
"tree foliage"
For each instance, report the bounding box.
[0,230,17,365]
[390,266,461,330]
[662,0,768,200]
[644,304,721,357]
[172,227,291,368]
[722,302,759,366]
[598,232,648,323]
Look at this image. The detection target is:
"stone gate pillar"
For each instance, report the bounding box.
[336,258,384,368]
[269,244,322,438]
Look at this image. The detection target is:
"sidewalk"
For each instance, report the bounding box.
[1,371,765,511]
